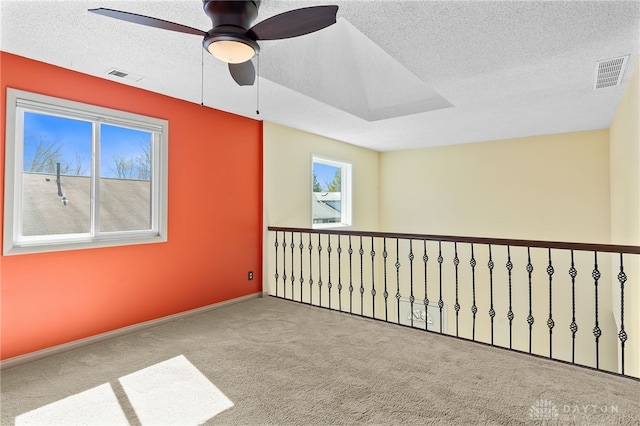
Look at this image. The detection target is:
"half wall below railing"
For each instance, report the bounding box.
[267,226,640,380]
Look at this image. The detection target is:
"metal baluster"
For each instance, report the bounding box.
[488,245,495,344]
[274,232,279,297]
[526,247,535,353]
[318,234,323,307]
[396,238,402,325]
[618,253,628,375]
[290,232,295,300]
[383,238,389,322]
[409,239,415,328]
[327,235,332,309]
[348,236,354,314]
[470,244,477,341]
[546,248,555,359]
[592,252,601,369]
[282,232,287,299]
[308,235,313,305]
[359,236,364,316]
[506,246,514,349]
[438,241,444,334]
[454,242,460,337]
[370,237,376,319]
[337,236,343,311]
[299,234,304,302]
[569,250,578,363]
[423,240,429,331]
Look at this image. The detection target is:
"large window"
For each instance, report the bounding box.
[312,156,351,228]
[4,88,168,255]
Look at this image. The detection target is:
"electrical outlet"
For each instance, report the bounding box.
[248,271,253,280]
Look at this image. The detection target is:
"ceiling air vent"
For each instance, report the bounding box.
[106,68,143,82]
[593,56,628,89]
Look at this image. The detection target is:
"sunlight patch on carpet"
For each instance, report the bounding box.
[15,383,128,426]
[15,355,233,425]
[118,355,234,425]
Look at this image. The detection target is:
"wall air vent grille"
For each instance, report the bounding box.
[594,56,628,89]
[106,68,143,82]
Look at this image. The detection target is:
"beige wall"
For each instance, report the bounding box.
[610,58,640,377]
[379,130,610,243]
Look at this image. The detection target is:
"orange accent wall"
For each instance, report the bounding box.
[0,52,263,360]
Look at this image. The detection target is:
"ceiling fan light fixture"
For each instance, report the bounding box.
[203,33,260,64]
[208,40,255,63]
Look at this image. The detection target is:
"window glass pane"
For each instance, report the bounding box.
[99,124,152,232]
[312,162,342,224]
[22,112,92,236]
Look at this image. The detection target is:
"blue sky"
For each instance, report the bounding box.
[23,112,150,179]
[313,162,340,191]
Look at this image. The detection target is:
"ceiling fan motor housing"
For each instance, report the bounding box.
[202,1,261,62]
[203,0,260,30]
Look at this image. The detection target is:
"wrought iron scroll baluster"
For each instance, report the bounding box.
[383,238,389,322]
[488,245,495,345]
[282,233,287,299]
[592,252,601,369]
[290,232,295,300]
[348,236,354,314]
[569,250,578,363]
[409,239,415,328]
[359,236,364,316]
[318,234,323,307]
[327,235,332,309]
[299,234,304,302]
[423,240,429,332]
[274,232,279,297]
[395,238,401,324]
[337,236,343,312]
[618,253,627,375]
[371,237,376,319]
[506,246,514,349]
[526,247,534,353]
[454,242,460,337]
[308,234,313,305]
[438,241,444,334]
[470,244,477,340]
[547,248,555,359]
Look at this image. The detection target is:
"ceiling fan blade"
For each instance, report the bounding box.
[248,5,338,41]
[229,61,256,86]
[88,8,205,36]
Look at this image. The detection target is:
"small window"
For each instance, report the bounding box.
[312,156,351,228]
[4,88,168,255]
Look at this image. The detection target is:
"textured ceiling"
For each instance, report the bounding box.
[1,0,639,152]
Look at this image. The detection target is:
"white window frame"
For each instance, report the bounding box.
[3,88,169,255]
[311,155,352,229]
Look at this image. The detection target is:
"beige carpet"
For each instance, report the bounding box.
[2,296,639,425]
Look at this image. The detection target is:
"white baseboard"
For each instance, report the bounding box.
[0,292,261,371]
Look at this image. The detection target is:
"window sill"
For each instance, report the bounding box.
[4,234,167,256]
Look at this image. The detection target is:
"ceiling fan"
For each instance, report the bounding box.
[89,1,339,86]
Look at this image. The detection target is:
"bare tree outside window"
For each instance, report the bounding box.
[108,139,151,180]
[24,137,88,176]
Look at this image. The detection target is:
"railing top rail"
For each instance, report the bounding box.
[267,226,640,255]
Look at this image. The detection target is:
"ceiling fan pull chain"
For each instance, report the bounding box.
[256,54,260,115]
[200,47,204,107]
